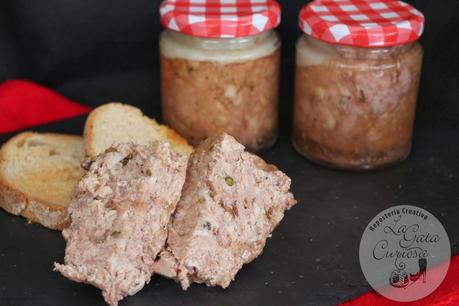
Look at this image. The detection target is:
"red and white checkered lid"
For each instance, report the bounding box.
[160,0,281,38]
[299,0,425,47]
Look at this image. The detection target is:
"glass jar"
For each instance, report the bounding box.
[293,0,425,170]
[159,0,281,152]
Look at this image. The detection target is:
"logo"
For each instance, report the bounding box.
[359,205,450,302]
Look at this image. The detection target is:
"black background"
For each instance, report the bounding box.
[0,1,458,305]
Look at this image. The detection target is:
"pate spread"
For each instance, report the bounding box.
[54,142,187,306]
[293,37,423,170]
[153,134,297,289]
[160,31,280,152]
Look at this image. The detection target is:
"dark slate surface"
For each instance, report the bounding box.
[0,0,458,305]
[0,101,458,306]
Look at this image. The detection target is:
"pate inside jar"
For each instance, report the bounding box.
[159,0,281,152]
[293,0,425,170]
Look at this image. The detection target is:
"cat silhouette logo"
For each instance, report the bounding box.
[359,205,450,302]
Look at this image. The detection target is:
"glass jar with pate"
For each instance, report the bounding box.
[293,0,425,170]
[159,0,281,152]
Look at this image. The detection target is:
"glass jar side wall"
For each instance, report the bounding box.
[293,35,423,170]
[160,30,281,151]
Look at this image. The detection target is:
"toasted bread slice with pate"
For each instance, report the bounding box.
[0,132,85,230]
[154,133,297,289]
[84,103,192,157]
[55,142,188,306]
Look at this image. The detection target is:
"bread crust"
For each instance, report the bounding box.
[0,132,82,230]
[0,176,69,230]
[159,123,193,153]
[84,102,192,157]
[83,103,122,157]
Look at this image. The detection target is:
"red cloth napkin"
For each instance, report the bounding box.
[341,253,458,305]
[0,79,91,134]
[0,79,457,305]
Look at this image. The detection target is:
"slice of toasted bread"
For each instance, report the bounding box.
[0,132,84,230]
[84,103,193,157]
[154,133,296,289]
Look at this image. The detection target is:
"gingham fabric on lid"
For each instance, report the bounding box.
[160,0,281,38]
[299,0,425,48]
